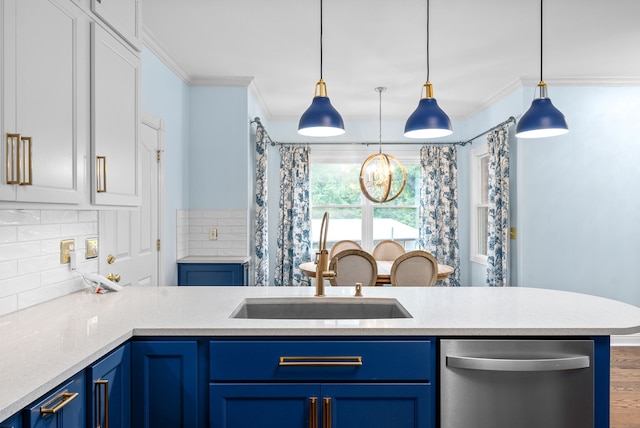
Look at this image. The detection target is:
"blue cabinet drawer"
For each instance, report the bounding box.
[178,263,247,286]
[210,339,433,382]
[25,372,85,428]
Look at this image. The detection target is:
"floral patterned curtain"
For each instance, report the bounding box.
[419,146,460,287]
[275,145,311,287]
[253,123,269,286]
[486,125,510,287]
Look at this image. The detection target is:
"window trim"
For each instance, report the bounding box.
[470,143,489,265]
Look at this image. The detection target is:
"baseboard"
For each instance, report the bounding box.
[611,333,640,346]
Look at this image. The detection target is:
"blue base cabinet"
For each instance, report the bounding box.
[87,343,131,428]
[178,263,248,286]
[209,338,436,428]
[131,340,199,428]
[210,383,431,428]
[24,372,85,428]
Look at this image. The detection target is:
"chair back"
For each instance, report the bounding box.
[328,249,378,287]
[329,240,363,260]
[372,240,405,261]
[390,250,438,286]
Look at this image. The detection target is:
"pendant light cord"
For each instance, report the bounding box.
[378,87,383,154]
[539,0,543,82]
[320,0,324,80]
[426,0,430,82]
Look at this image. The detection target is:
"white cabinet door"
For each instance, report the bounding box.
[91,22,140,206]
[1,0,88,204]
[91,0,140,51]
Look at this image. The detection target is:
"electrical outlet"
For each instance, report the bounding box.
[209,227,218,241]
[86,238,98,259]
[60,239,75,264]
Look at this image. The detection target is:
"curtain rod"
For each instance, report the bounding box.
[250,116,516,147]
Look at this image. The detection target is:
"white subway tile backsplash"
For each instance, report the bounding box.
[0,209,98,316]
[177,209,248,258]
[41,210,79,224]
[0,210,40,225]
[17,224,61,242]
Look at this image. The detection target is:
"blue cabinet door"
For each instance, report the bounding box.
[87,344,131,428]
[132,341,199,428]
[25,372,85,428]
[178,263,247,286]
[323,384,433,428]
[210,384,320,428]
[209,383,432,428]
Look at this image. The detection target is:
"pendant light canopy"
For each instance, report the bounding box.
[404,0,452,139]
[516,0,568,138]
[298,0,345,137]
[360,87,406,203]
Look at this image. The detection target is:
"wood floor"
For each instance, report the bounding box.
[611,346,640,428]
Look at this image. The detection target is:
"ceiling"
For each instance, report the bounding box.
[141,0,640,122]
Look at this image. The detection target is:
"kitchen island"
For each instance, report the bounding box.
[1,285,639,424]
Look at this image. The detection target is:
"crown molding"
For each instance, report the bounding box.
[141,26,191,83]
[464,78,524,120]
[189,76,255,87]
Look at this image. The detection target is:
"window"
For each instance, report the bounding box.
[310,150,420,253]
[470,144,489,264]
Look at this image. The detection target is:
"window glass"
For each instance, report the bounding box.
[311,160,419,252]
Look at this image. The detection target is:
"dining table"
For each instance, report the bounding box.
[298,260,454,285]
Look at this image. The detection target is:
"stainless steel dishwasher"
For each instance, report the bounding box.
[440,339,594,428]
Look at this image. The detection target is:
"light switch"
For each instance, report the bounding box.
[209,227,218,241]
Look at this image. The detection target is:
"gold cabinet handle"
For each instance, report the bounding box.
[40,390,79,416]
[19,136,32,185]
[5,133,20,184]
[322,397,331,428]
[279,356,362,367]
[309,397,318,428]
[106,273,120,283]
[107,254,115,264]
[95,379,109,428]
[96,156,107,193]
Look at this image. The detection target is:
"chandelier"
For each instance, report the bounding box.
[359,87,406,203]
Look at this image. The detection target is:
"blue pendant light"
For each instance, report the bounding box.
[404,0,452,139]
[298,0,345,137]
[516,0,568,138]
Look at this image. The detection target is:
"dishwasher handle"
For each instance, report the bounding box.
[446,354,590,372]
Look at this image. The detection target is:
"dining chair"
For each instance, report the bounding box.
[328,240,363,260]
[372,240,406,261]
[328,249,378,287]
[390,250,438,286]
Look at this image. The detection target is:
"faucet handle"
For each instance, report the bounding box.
[354,283,363,297]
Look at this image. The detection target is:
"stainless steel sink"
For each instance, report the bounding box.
[230,297,412,319]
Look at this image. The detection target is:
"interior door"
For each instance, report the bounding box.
[99,114,162,285]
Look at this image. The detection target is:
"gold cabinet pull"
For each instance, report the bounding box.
[309,397,318,428]
[96,156,107,192]
[322,397,331,428]
[95,379,109,428]
[5,133,20,184]
[19,136,32,185]
[279,356,362,367]
[40,390,79,416]
[107,254,115,264]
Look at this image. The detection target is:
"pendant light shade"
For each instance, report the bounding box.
[298,0,345,137]
[516,0,568,139]
[298,80,345,137]
[516,83,568,138]
[404,82,452,138]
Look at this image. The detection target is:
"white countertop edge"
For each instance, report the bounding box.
[177,256,250,263]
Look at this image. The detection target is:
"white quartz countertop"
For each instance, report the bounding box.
[1,285,639,420]
[177,255,250,263]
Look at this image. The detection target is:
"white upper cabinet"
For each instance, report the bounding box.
[91,0,140,51]
[0,0,89,204]
[91,22,140,206]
